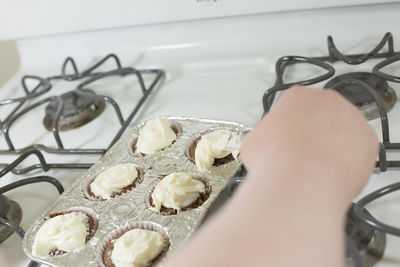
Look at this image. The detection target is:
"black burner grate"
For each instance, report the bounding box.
[0,54,165,171]
[263,32,400,172]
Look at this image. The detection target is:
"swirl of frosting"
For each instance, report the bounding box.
[90,164,138,200]
[136,117,177,154]
[194,130,241,171]
[111,229,165,267]
[151,173,205,211]
[32,212,87,257]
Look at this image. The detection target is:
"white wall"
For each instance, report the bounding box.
[1,0,398,40]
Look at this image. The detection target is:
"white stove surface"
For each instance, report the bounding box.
[1,3,400,266]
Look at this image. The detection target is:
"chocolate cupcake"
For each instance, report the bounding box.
[84,163,143,201]
[186,129,241,171]
[146,173,211,215]
[129,117,182,156]
[98,221,169,267]
[31,207,97,257]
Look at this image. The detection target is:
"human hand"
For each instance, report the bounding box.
[241,86,379,208]
[165,86,377,267]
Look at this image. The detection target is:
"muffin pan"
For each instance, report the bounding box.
[22,116,250,266]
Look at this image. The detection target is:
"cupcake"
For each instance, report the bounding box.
[86,163,142,201]
[132,117,181,155]
[100,222,169,267]
[32,208,97,257]
[148,172,211,215]
[187,129,241,171]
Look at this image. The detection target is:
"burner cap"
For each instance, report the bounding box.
[345,205,386,267]
[43,90,106,131]
[324,72,396,120]
[0,195,22,243]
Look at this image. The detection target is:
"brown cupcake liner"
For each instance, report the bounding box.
[185,128,239,167]
[145,174,212,216]
[128,121,182,157]
[37,207,98,257]
[97,221,170,267]
[83,164,144,201]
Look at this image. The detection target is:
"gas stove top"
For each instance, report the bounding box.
[1,3,400,266]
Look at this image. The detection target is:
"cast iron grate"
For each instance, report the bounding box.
[263,32,400,172]
[0,54,122,129]
[0,54,165,171]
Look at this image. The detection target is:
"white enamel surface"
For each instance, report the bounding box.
[1,3,400,266]
[1,0,399,40]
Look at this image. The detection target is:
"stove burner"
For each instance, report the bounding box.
[346,205,386,267]
[324,72,396,120]
[43,90,106,131]
[0,195,22,243]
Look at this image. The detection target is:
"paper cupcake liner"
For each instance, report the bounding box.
[97,221,170,267]
[128,121,183,157]
[33,207,98,257]
[185,128,240,167]
[83,165,144,201]
[145,174,212,216]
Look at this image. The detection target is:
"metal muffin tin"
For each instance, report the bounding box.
[22,116,251,267]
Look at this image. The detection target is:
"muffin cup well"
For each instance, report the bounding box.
[129,121,182,157]
[145,174,211,216]
[37,207,98,257]
[83,165,144,201]
[185,129,237,167]
[97,221,170,267]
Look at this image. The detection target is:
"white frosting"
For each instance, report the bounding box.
[111,229,164,267]
[151,173,205,211]
[136,117,177,154]
[90,164,138,200]
[32,213,87,257]
[194,130,241,171]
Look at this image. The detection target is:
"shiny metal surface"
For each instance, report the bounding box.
[22,116,250,266]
